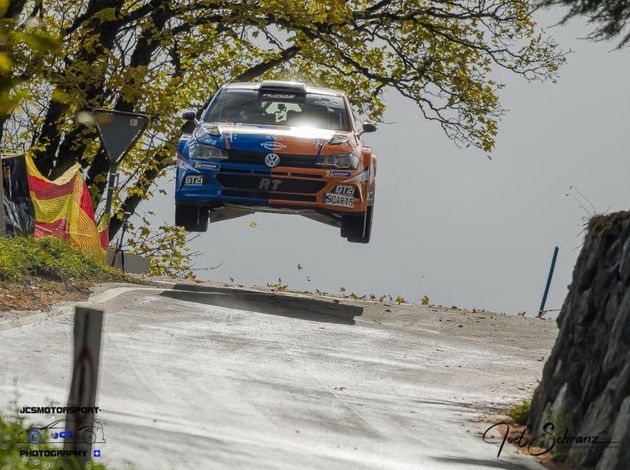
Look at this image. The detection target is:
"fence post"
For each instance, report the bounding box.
[63,307,104,468]
[538,246,559,317]
[0,155,5,237]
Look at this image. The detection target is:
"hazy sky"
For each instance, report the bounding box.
[144,9,630,315]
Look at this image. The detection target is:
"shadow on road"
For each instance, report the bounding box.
[160,284,363,324]
[412,398,505,415]
[430,457,535,470]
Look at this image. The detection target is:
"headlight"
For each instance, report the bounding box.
[188,139,228,160]
[316,153,359,169]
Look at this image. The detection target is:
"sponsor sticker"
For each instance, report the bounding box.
[343,168,369,183]
[324,193,354,208]
[194,162,220,170]
[310,97,345,109]
[326,170,352,177]
[261,141,286,151]
[184,175,204,186]
[261,93,296,99]
[176,154,199,172]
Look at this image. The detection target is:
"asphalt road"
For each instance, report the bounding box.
[0,282,557,469]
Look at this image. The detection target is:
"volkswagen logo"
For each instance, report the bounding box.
[264,153,280,168]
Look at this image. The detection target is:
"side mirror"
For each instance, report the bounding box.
[362,122,377,133]
[180,109,197,134]
[181,109,197,121]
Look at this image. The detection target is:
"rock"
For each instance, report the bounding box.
[528,211,630,469]
[598,396,630,470]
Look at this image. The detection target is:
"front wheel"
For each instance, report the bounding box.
[175,204,209,232]
[341,205,373,244]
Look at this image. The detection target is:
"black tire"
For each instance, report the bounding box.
[175,204,209,232]
[341,205,373,244]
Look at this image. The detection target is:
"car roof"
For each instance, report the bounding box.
[221,80,345,97]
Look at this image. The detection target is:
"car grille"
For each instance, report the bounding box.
[227,150,319,168]
[218,174,325,193]
[222,190,316,202]
[217,173,326,202]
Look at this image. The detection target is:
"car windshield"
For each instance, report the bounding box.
[203,89,351,131]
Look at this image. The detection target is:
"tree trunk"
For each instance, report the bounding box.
[86,1,171,208]
[33,0,126,177]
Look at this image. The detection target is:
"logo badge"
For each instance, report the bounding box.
[261,141,286,151]
[264,153,280,168]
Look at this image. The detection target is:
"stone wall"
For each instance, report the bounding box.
[528,211,630,469]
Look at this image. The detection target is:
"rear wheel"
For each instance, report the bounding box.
[175,204,209,232]
[341,205,373,244]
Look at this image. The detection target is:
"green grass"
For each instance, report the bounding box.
[0,237,125,284]
[510,399,531,425]
[0,413,108,469]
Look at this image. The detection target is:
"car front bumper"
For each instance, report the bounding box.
[175,160,370,214]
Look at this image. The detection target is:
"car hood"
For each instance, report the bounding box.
[195,123,356,155]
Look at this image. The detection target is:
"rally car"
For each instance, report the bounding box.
[175,80,377,243]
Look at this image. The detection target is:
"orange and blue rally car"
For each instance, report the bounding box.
[175,80,377,243]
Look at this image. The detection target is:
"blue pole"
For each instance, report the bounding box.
[538,246,559,317]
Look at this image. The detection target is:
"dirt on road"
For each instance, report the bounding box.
[0,281,557,469]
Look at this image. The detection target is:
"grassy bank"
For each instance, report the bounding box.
[0,237,130,311]
[0,237,124,284]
